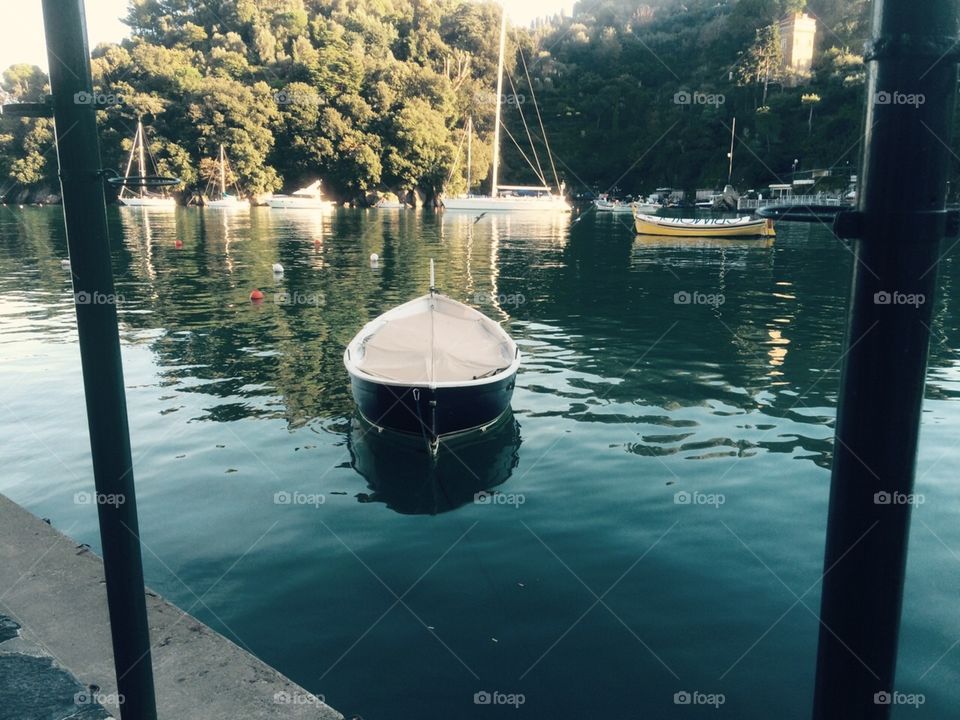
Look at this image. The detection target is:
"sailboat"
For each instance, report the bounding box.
[205,145,249,209]
[118,120,177,208]
[443,8,570,213]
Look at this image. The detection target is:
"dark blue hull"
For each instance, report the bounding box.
[349,372,517,439]
[348,412,521,515]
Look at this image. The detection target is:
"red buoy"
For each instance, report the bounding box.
[250,289,264,303]
[174,240,183,249]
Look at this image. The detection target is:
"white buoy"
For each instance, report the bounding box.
[60,259,71,269]
[272,263,284,275]
[370,253,379,266]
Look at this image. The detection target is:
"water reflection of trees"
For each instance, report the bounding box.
[105,209,569,428]
[6,210,960,451]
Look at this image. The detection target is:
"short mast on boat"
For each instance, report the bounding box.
[205,144,249,209]
[727,117,737,185]
[219,145,226,197]
[118,120,176,208]
[137,122,147,195]
[466,117,473,194]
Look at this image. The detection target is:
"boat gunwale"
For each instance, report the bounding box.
[633,212,766,228]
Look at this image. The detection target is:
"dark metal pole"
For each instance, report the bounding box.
[40,1,158,717]
[813,1,959,718]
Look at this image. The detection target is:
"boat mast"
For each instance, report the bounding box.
[120,121,138,200]
[136,120,147,198]
[727,117,736,185]
[219,144,226,199]
[466,117,472,194]
[490,7,507,198]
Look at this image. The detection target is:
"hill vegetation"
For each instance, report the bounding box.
[0,0,898,204]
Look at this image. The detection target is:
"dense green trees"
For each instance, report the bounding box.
[0,0,928,204]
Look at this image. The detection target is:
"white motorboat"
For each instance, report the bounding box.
[269,180,334,210]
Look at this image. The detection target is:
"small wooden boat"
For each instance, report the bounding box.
[594,198,634,214]
[344,262,520,449]
[634,212,775,238]
[595,197,661,214]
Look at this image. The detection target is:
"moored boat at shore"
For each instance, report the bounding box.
[118,120,177,208]
[442,10,569,214]
[344,263,520,450]
[204,145,249,209]
[269,180,334,210]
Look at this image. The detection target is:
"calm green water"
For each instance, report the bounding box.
[2,206,960,718]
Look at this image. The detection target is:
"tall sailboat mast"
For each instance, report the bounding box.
[490,7,507,199]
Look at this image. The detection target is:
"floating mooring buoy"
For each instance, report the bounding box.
[250,289,264,302]
[272,263,284,274]
[174,240,183,249]
[370,253,379,266]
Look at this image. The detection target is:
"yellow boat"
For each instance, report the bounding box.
[634,212,776,238]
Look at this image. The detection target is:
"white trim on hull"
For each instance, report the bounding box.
[443,195,571,213]
[205,197,250,209]
[119,197,177,208]
[268,198,335,210]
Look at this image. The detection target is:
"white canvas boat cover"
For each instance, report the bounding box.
[356,295,514,383]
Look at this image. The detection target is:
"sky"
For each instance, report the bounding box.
[0,0,577,72]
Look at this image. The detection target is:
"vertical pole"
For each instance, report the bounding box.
[40,1,158,718]
[490,6,506,198]
[813,0,958,718]
[219,144,226,198]
[466,117,472,194]
[137,121,146,198]
[727,116,736,185]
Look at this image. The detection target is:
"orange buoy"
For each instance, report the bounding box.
[250,289,264,303]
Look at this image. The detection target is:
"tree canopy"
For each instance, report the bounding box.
[0,0,913,203]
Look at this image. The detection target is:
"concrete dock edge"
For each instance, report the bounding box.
[0,494,342,720]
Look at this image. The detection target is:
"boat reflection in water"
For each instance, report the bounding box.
[634,234,774,250]
[347,411,521,515]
